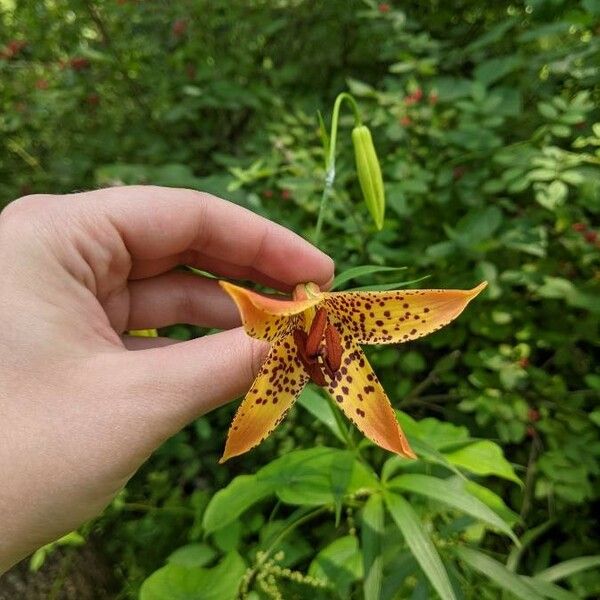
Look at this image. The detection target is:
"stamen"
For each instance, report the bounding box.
[306,307,327,357]
[293,310,342,387]
[324,324,342,373]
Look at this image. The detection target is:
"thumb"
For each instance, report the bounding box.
[115,327,269,444]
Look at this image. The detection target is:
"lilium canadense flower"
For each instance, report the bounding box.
[219,279,487,462]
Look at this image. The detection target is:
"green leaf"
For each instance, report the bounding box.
[536,555,600,583]
[386,474,519,545]
[349,275,430,291]
[520,577,579,600]
[538,102,559,119]
[443,441,521,485]
[167,543,217,568]
[259,447,378,506]
[474,55,521,86]
[384,492,457,600]
[331,265,406,290]
[297,387,345,442]
[456,547,544,600]
[507,520,557,572]
[362,494,384,600]
[203,475,273,534]
[330,451,354,525]
[317,110,330,161]
[140,552,246,600]
[309,535,362,598]
[464,480,520,526]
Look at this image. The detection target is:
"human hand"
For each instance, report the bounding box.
[0,186,333,572]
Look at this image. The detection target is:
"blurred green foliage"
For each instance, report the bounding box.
[1,0,600,598]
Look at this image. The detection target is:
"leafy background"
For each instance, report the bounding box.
[1,0,599,598]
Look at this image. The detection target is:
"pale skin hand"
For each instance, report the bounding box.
[0,186,334,572]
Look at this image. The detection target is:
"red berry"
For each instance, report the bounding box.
[378,3,391,13]
[584,231,598,243]
[518,357,530,368]
[185,64,196,80]
[85,93,100,106]
[453,166,466,180]
[527,408,540,422]
[526,426,536,438]
[262,189,273,199]
[69,57,90,70]
[2,40,26,59]
[35,79,49,90]
[400,115,411,126]
[572,222,587,232]
[281,189,292,200]
[172,18,188,37]
[412,88,423,102]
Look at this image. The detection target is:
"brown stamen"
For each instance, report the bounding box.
[293,310,343,387]
[324,323,342,373]
[305,307,327,357]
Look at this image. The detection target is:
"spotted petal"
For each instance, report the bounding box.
[220,334,309,462]
[323,282,487,345]
[220,281,320,341]
[326,339,415,458]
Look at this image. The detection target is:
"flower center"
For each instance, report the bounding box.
[293,308,343,386]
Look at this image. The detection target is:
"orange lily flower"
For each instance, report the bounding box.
[219,280,487,462]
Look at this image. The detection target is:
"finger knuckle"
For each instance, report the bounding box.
[0,194,52,236]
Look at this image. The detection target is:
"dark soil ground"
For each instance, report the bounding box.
[0,543,117,600]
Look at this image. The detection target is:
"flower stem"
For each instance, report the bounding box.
[314,93,362,245]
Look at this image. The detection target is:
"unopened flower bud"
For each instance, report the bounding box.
[351,125,385,230]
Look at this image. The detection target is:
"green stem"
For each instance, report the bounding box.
[314,93,362,245]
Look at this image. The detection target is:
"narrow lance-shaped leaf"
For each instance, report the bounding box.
[519,577,579,600]
[535,555,600,583]
[384,491,457,600]
[331,265,407,290]
[455,547,544,600]
[387,474,519,545]
[362,494,384,600]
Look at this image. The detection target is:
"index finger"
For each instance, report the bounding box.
[79,185,334,290]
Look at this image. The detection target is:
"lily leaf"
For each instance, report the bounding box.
[456,547,544,600]
[297,386,345,442]
[331,265,407,290]
[385,491,457,600]
[387,474,519,545]
[536,555,600,583]
[349,275,430,291]
[362,494,384,600]
[520,577,579,600]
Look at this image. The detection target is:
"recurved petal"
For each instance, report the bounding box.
[220,334,309,462]
[323,282,487,345]
[220,280,320,341]
[326,340,415,458]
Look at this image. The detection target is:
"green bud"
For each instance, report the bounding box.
[351,125,385,230]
